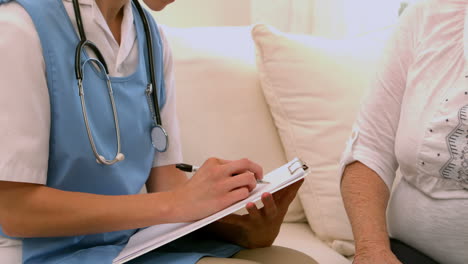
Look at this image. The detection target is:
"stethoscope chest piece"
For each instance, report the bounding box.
[151,125,168,152]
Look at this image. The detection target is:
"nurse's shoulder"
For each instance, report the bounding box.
[0,2,41,45]
[0,2,45,72]
[0,0,50,187]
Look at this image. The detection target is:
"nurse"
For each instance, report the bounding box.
[0,0,316,263]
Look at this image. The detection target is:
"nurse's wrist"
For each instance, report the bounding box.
[148,191,181,224]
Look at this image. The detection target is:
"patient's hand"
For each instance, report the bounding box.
[206,180,303,248]
[353,246,402,264]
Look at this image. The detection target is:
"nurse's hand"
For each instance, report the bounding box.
[170,158,263,222]
[204,179,303,249]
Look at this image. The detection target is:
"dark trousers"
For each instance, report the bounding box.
[390,239,439,264]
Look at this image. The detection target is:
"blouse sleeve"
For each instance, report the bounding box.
[340,3,423,191]
[0,3,50,184]
[152,26,183,167]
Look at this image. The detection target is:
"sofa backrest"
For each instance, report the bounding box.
[164,26,288,176]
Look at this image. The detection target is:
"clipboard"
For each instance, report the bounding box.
[113,157,309,264]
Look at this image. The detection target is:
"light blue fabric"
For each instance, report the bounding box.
[0,0,241,263]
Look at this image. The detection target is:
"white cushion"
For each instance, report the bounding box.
[163,26,305,222]
[274,223,351,264]
[252,24,391,253]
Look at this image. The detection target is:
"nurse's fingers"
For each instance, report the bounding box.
[246,202,262,220]
[222,159,263,180]
[261,193,278,220]
[223,187,250,207]
[217,158,232,165]
[223,171,257,192]
[203,157,224,165]
[271,180,304,211]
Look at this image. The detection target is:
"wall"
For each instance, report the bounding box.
[149,0,405,36]
[151,0,251,27]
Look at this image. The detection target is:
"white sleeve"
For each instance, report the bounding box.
[152,26,183,167]
[0,3,50,184]
[339,3,422,191]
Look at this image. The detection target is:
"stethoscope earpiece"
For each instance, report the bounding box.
[116,153,125,162]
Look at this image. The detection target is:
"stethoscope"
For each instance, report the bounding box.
[72,0,168,166]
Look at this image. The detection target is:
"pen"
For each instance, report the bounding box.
[175,163,200,173]
[175,163,270,184]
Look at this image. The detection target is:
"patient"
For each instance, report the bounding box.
[341,1,468,264]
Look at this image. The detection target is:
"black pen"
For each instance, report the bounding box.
[175,163,200,173]
[175,163,270,184]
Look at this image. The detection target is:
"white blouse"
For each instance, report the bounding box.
[341,1,468,263]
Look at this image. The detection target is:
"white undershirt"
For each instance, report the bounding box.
[0,0,183,186]
[340,1,468,263]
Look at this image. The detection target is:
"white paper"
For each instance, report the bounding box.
[113,158,307,264]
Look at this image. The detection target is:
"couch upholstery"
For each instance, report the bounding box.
[164,24,393,263]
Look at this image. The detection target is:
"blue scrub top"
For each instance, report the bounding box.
[0,0,242,263]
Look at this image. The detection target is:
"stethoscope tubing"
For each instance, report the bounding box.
[72,0,161,125]
[132,0,162,126]
[72,0,167,165]
[75,40,109,79]
[78,59,123,165]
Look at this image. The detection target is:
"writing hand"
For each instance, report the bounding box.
[170,158,263,222]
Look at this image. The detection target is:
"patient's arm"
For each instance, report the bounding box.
[341,162,401,264]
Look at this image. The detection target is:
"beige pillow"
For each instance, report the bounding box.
[252,24,390,249]
[164,26,306,222]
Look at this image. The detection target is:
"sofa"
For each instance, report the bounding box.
[164,24,393,264]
